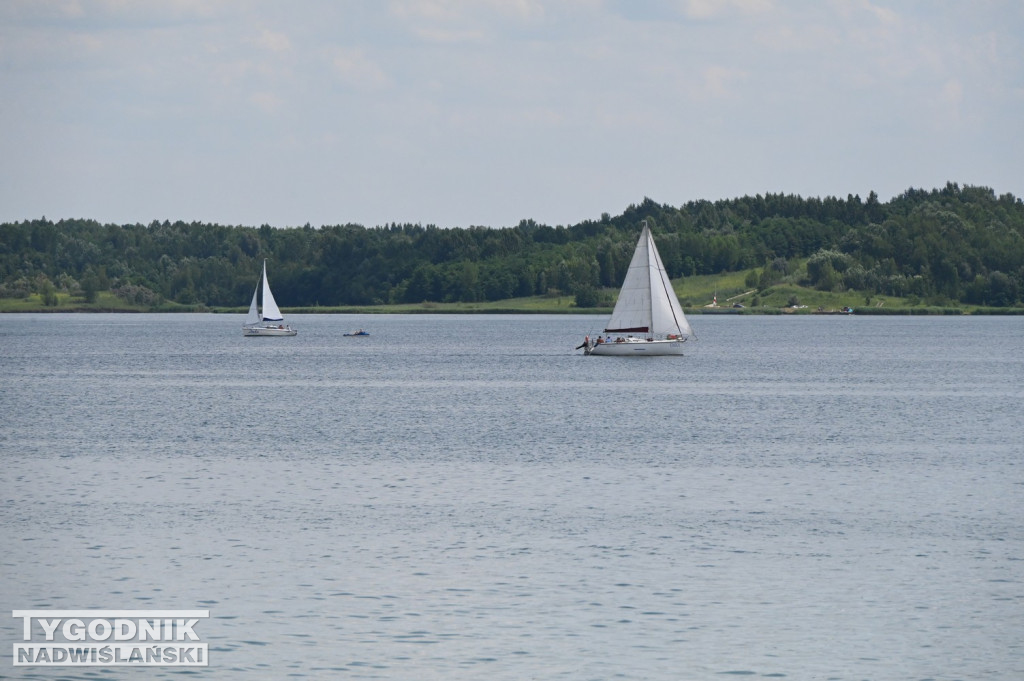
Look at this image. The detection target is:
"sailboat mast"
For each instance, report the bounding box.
[260,259,266,316]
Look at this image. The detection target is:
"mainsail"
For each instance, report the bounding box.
[259,260,284,321]
[604,222,693,339]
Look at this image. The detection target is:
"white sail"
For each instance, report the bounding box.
[245,284,260,325]
[604,222,692,338]
[647,228,693,338]
[260,260,284,321]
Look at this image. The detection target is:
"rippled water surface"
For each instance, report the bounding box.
[1,313,1022,679]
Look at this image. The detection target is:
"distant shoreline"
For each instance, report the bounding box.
[3,305,1021,316]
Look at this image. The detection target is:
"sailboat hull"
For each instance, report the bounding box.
[586,339,685,356]
[243,324,297,337]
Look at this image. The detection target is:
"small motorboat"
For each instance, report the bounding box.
[344,329,370,337]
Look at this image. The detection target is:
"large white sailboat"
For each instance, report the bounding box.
[582,220,694,356]
[243,260,297,337]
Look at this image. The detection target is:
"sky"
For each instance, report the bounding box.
[1,0,1022,230]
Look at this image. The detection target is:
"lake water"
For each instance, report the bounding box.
[1,313,1022,680]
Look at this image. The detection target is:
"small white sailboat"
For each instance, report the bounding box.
[243,260,297,337]
[582,220,694,356]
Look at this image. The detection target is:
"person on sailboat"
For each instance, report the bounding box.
[575,335,590,350]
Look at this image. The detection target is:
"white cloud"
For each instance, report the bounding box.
[389,0,547,23]
[676,0,773,20]
[330,47,390,89]
[387,0,556,43]
[699,65,748,99]
[249,90,284,115]
[407,25,487,44]
[255,28,290,53]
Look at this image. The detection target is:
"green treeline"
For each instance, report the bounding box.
[1,182,1022,309]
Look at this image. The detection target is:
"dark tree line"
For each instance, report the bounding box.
[1,183,1022,308]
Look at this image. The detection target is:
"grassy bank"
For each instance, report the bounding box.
[2,283,1021,316]
[0,291,208,313]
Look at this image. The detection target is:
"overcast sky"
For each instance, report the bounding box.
[1,0,1021,229]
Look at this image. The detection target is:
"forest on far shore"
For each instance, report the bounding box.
[1,182,1022,312]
